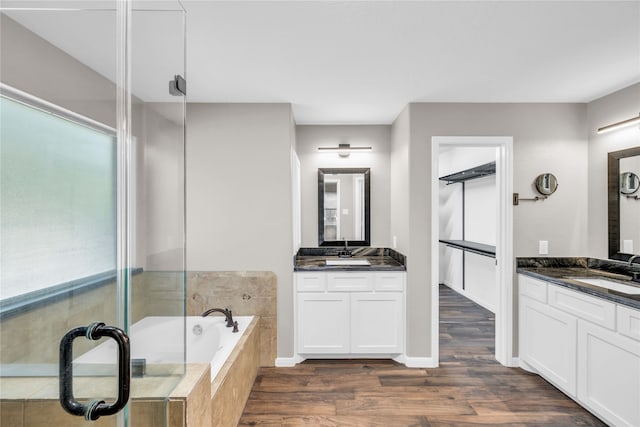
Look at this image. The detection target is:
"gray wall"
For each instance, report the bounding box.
[587,83,640,259]
[391,103,588,358]
[0,14,186,271]
[0,14,116,127]
[296,125,391,247]
[186,103,295,357]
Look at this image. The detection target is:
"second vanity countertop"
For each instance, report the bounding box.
[294,247,406,272]
[517,257,640,310]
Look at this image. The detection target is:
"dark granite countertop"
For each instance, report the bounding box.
[294,247,406,272]
[517,257,640,310]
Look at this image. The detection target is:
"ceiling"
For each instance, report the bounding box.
[182,0,640,124]
[4,1,640,124]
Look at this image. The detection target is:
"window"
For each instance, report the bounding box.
[1,91,116,303]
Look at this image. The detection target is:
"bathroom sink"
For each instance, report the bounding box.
[325,259,371,266]
[569,277,640,295]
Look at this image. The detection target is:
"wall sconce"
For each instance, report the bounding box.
[317,143,372,158]
[597,113,640,134]
[513,173,558,205]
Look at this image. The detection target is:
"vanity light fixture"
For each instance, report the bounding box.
[317,143,372,158]
[597,113,640,134]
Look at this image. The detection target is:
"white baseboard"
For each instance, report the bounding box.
[275,355,304,367]
[400,355,438,368]
[506,356,520,368]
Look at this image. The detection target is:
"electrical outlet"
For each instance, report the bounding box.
[539,240,549,255]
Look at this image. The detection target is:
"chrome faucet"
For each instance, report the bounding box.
[201,308,238,332]
[629,255,640,283]
[338,238,352,257]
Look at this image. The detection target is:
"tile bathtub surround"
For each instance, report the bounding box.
[209,316,260,427]
[186,271,277,367]
[0,273,151,365]
[0,321,260,427]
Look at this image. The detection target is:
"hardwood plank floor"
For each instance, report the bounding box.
[238,285,606,426]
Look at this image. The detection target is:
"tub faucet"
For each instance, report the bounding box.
[629,254,640,266]
[201,308,235,329]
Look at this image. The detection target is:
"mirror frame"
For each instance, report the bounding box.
[608,146,640,260]
[534,173,558,196]
[318,168,371,247]
[620,172,640,195]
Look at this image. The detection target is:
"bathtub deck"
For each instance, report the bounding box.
[238,285,606,426]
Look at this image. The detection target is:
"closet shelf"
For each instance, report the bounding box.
[439,239,496,258]
[439,161,496,184]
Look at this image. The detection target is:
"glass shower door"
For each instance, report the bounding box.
[0,2,187,426]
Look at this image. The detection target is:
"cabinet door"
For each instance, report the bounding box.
[577,320,640,427]
[520,296,577,397]
[297,293,349,354]
[350,293,403,353]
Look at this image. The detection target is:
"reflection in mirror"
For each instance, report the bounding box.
[620,172,639,195]
[534,173,558,195]
[608,147,640,260]
[318,168,370,247]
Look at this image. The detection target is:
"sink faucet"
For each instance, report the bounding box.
[629,255,640,283]
[201,308,238,332]
[338,238,352,257]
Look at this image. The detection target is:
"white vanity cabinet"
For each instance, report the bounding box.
[518,274,640,426]
[519,282,577,396]
[577,319,640,426]
[295,271,405,357]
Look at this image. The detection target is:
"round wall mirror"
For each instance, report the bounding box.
[620,171,640,195]
[535,173,558,196]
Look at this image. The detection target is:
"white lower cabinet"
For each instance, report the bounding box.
[520,295,577,397]
[351,292,403,353]
[297,293,350,353]
[577,320,640,427]
[296,271,405,356]
[518,274,640,427]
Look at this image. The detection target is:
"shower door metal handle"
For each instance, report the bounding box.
[59,323,131,421]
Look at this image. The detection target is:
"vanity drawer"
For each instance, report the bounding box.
[327,272,374,292]
[548,284,616,330]
[519,275,548,303]
[617,305,640,341]
[296,272,327,292]
[374,272,405,291]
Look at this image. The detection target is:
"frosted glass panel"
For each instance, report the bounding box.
[1,96,116,300]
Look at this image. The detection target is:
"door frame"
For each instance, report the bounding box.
[430,136,516,367]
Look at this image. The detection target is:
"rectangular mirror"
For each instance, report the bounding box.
[608,146,640,260]
[318,168,370,246]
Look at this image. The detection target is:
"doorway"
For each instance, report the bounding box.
[430,136,515,367]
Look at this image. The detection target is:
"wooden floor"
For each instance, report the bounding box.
[238,285,606,426]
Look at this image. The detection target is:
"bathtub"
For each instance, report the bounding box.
[75,315,254,381]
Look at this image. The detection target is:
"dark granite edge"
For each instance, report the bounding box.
[294,264,407,272]
[517,267,640,310]
[294,247,407,272]
[517,257,640,277]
